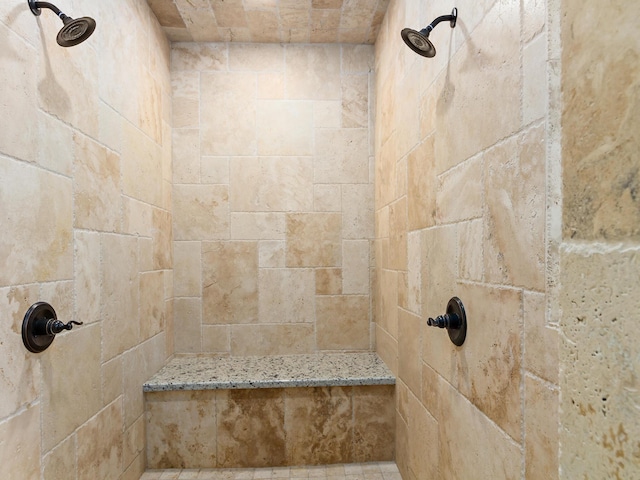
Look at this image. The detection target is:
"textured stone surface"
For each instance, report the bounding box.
[562,0,640,241]
[560,247,640,479]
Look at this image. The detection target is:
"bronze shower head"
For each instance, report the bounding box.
[401,8,457,58]
[28,1,96,47]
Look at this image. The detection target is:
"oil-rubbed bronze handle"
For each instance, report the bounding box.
[22,302,83,353]
[427,297,467,346]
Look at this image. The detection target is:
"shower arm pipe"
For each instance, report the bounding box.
[29,1,72,22]
[420,11,457,36]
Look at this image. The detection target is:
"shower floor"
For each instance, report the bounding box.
[140,461,401,479]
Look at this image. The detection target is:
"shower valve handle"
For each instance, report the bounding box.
[427,313,461,329]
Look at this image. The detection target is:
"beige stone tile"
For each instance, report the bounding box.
[102,355,123,408]
[140,270,165,340]
[231,213,286,240]
[38,23,99,137]
[342,45,374,73]
[285,387,353,465]
[229,43,285,72]
[124,415,146,470]
[202,241,258,324]
[522,0,546,43]
[0,158,73,287]
[0,404,40,479]
[484,126,545,290]
[352,386,395,462]
[559,246,640,478]
[343,240,370,294]
[37,112,73,176]
[525,376,559,480]
[310,8,340,43]
[174,241,202,297]
[174,297,201,353]
[458,219,484,282]
[138,66,164,145]
[212,3,248,28]
[231,324,314,355]
[259,240,286,268]
[0,285,39,418]
[420,225,457,321]
[397,310,421,397]
[342,75,369,128]
[146,390,217,468]
[436,283,523,442]
[43,434,75,480]
[438,382,521,479]
[285,44,341,100]
[436,154,484,224]
[201,71,256,156]
[173,129,201,183]
[316,295,370,350]
[122,121,163,207]
[316,268,342,295]
[153,208,173,270]
[314,184,342,212]
[202,325,230,353]
[314,100,342,128]
[406,231,421,316]
[376,206,389,238]
[122,197,153,237]
[101,234,140,361]
[257,101,313,156]
[523,34,548,125]
[0,24,37,161]
[375,326,398,376]
[388,198,407,271]
[343,184,374,239]
[217,389,285,467]
[171,43,227,71]
[230,157,313,212]
[407,136,437,230]
[524,292,558,384]
[74,230,101,324]
[315,129,369,184]
[259,268,315,323]
[246,10,281,42]
[561,1,640,240]
[421,362,440,420]
[200,157,229,185]
[394,413,410,480]
[121,454,145,480]
[258,72,285,99]
[286,213,342,267]
[407,391,438,480]
[173,185,229,240]
[434,0,521,172]
[41,323,101,450]
[377,269,398,339]
[76,400,123,480]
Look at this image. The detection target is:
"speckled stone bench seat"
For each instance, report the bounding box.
[143,353,396,470]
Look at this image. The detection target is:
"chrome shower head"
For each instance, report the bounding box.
[401,8,457,58]
[28,1,96,47]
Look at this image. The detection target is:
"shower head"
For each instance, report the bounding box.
[401,7,457,58]
[28,1,96,47]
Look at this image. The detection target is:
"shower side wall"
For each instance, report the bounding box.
[170,43,377,356]
[374,0,559,478]
[0,1,173,479]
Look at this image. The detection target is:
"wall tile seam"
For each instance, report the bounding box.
[0,152,74,182]
[523,370,560,390]
[456,278,534,295]
[559,241,640,256]
[0,398,40,430]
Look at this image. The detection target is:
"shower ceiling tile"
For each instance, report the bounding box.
[146,0,388,43]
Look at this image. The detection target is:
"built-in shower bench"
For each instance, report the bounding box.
[143,353,396,470]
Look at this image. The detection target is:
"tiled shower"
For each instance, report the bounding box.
[0,0,638,479]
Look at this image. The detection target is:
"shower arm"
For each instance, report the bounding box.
[420,10,458,36]
[29,1,72,22]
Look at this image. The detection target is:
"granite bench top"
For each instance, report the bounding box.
[143,352,395,392]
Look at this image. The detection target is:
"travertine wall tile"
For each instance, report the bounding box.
[525,376,559,480]
[231,324,315,355]
[146,390,218,468]
[343,240,370,294]
[316,295,370,350]
[173,241,201,297]
[286,213,342,267]
[173,184,229,240]
[172,129,200,183]
[0,404,40,479]
[259,268,315,323]
[257,101,314,155]
[77,400,123,480]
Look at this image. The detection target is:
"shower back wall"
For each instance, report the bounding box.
[171,42,376,355]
